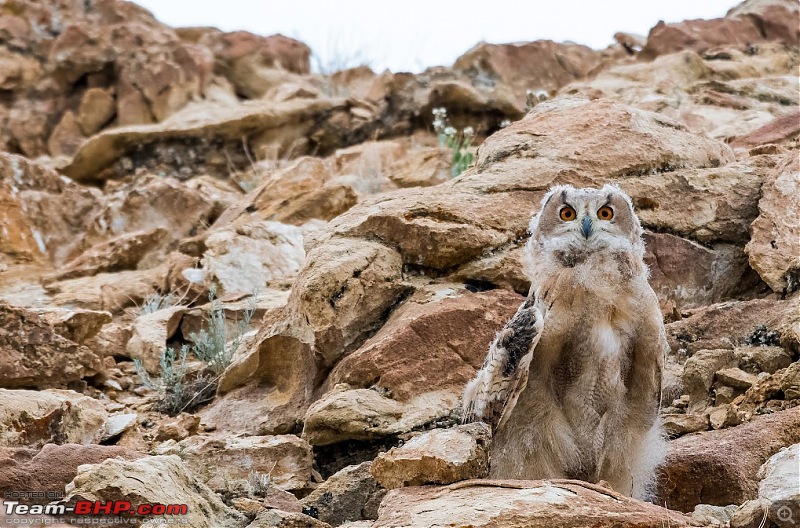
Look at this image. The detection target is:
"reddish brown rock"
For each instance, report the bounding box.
[730,109,800,149]
[728,0,800,47]
[657,407,800,512]
[301,287,520,446]
[641,0,799,61]
[0,153,99,265]
[643,232,759,313]
[641,17,764,61]
[199,30,310,98]
[454,40,602,107]
[327,288,522,401]
[666,295,800,355]
[0,0,212,157]
[0,444,142,501]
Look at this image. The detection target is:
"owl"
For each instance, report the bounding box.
[462,184,667,500]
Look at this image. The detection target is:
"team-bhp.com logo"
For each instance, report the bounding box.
[4,499,189,524]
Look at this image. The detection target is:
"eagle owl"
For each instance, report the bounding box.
[463,184,666,500]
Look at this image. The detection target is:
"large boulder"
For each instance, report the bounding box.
[666,295,800,356]
[201,312,317,436]
[746,153,799,294]
[657,407,800,512]
[155,434,314,492]
[374,480,702,528]
[454,40,602,107]
[756,443,800,527]
[326,288,521,401]
[125,306,186,374]
[201,220,313,296]
[0,389,108,448]
[643,232,760,314]
[287,238,411,370]
[195,29,310,99]
[0,154,99,266]
[302,387,456,447]
[62,455,246,528]
[370,424,491,489]
[59,96,377,184]
[300,461,384,526]
[0,303,106,388]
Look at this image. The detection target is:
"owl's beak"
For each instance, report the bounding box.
[580,216,593,239]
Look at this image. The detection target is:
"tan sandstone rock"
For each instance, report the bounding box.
[756,443,800,527]
[0,389,108,448]
[454,40,602,109]
[0,303,105,388]
[62,455,246,528]
[374,480,702,528]
[247,509,331,528]
[302,387,459,447]
[125,305,186,374]
[155,434,313,492]
[746,153,800,294]
[371,423,491,489]
[300,461,384,526]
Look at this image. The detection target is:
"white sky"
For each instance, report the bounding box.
[134,0,736,73]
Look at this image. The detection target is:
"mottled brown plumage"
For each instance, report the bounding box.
[462,184,666,500]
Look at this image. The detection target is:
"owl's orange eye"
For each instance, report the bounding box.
[559,206,576,221]
[597,206,614,220]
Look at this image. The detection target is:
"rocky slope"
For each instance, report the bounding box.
[0,0,798,527]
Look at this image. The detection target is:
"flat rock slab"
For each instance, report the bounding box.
[374,479,703,528]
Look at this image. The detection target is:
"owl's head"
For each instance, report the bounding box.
[527,184,644,271]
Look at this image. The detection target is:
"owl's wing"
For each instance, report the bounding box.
[462,293,544,431]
